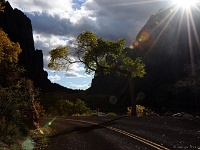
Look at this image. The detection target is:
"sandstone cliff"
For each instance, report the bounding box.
[0,2,67,92]
[88,6,200,113]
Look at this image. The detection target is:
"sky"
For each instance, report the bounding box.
[8,0,171,90]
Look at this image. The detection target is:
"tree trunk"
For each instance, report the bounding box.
[129,77,136,116]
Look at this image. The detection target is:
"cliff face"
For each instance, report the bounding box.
[135,7,200,87]
[0,2,35,73]
[88,6,200,113]
[0,2,66,92]
[136,6,200,72]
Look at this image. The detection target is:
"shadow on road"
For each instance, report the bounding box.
[49,116,129,138]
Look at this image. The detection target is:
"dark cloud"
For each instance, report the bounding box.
[8,0,171,89]
[91,0,168,20]
[26,0,169,47]
[21,0,170,70]
[26,12,98,38]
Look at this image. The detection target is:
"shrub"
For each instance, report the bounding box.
[90,113,99,116]
[0,84,39,145]
[0,87,30,136]
[33,101,46,118]
[127,105,145,117]
[47,98,92,117]
[136,105,145,117]
[106,112,117,116]
[57,99,74,116]
[74,99,92,115]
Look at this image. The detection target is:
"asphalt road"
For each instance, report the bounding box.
[40,116,200,150]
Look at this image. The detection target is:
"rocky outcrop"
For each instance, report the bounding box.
[0,2,68,92]
[88,6,200,113]
[134,6,200,111]
[0,2,35,73]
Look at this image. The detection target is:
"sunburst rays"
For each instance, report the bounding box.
[129,0,200,75]
[171,0,199,8]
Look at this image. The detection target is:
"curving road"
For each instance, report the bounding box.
[40,116,200,150]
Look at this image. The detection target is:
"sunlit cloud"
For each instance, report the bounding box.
[67,82,91,90]
[7,0,172,89]
[65,63,91,78]
[8,0,94,23]
[9,0,73,15]
[65,72,90,78]
[48,74,61,82]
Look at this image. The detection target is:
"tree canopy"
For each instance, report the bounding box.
[0,28,22,64]
[0,28,23,87]
[48,31,146,116]
[49,31,145,78]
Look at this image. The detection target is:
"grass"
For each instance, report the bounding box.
[0,125,54,150]
[29,126,54,149]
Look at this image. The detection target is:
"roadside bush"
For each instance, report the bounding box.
[74,99,92,116]
[90,113,99,116]
[106,112,117,116]
[127,105,145,117]
[136,105,145,117]
[47,98,92,117]
[57,99,74,116]
[34,101,46,118]
[47,107,59,117]
[0,87,29,145]
[0,83,39,146]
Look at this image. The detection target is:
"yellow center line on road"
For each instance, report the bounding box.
[63,119,170,150]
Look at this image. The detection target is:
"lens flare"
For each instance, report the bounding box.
[45,117,57,127]
[22,137,35,150]
[134,41,139,46]
[139,31,150,42]
[129,45,134,49]
[171,0,198,8]
[39,129,44,134]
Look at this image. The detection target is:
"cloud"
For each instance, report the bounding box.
[67,82,91,90]
[65,71,91,78]
[9,0,169,49]
[68,62,84,72]
[48,74,61,82]
[65,63,91,78]
[8,0,170,89]
[9,0,74,16]
[9,0,170,64]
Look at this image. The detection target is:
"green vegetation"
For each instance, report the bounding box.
[0,8,41,147]
[47,98,92,117]
[173,64,200,113]
[127,105,146,117]
[29,127,54,149]
[106,112,117,116]
[48,31,146,116]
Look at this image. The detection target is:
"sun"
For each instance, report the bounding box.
[171,0,199,8]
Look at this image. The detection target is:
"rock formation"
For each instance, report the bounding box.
[0,1,67,92]
[88,6,200,114]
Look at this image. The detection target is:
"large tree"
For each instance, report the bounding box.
[48,31,146,116]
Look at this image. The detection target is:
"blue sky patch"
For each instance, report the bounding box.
[72,0,86,10]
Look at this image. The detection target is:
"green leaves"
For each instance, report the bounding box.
[48,46,70,71]
[118,56,146,78]
[48,30,146,79]
[47,30,146,117]
[0,28,22,64]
